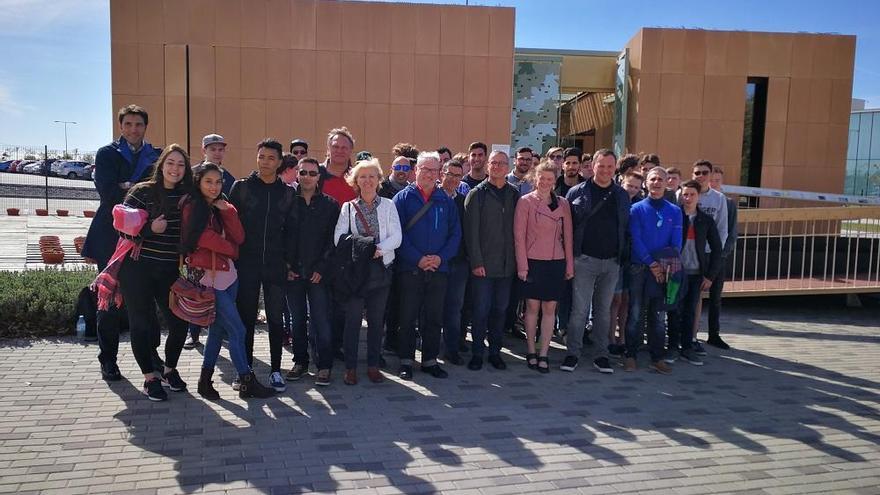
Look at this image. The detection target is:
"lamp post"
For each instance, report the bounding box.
[53,120,77,158]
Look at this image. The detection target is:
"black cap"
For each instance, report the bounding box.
[290,139,308,152]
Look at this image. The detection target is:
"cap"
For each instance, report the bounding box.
[202,133,226,148]
[290,138,309,151]
[355,150,373,162]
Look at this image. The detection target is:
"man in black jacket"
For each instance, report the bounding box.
[229,139,298,393]
[440,159,468,366]
[665,180,721,366]
[284,158,340,387]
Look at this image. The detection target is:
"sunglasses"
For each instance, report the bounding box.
[298,170,319,177]
[392,164,412,172]
[291,150,307,156]
[693,170,710,176]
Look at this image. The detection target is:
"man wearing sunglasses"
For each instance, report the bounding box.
[290,138,308,160]
[379,155,414,199]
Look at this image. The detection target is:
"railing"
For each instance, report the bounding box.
[0,171,98,216]
[724,205,880,296]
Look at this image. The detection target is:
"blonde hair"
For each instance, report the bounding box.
[346,158,384,193]
[528,160,559,184]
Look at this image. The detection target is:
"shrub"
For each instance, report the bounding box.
[0,268,97,338]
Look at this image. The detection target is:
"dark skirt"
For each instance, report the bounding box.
[520,258,566,302]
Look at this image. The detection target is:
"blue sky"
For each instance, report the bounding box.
[1,0,878,151]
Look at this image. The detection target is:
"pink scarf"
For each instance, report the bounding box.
[92,205,148,310]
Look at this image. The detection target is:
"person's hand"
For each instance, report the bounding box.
[118,181,131,190]
[418,256,433,270]
[565,270,574,280]
[427,255,441,271]
[701,277,712,291]
[213,199,230,210]
[649,262,663,280]
[310,272,322,284]
[518,270,528,281]
[151,214,167,234]
[472,266,486,277]
[287,270,299,281]
[373,249,383,259]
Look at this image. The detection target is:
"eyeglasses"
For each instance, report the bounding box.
[392,164,412,172]
[693,170,710,176]
[298,170,319,177]
[550,155,564,160]
[656,209,664,228]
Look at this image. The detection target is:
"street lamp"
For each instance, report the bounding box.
[53,120,77,158]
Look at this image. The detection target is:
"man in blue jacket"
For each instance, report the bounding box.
[625,166,682,374]
[82,104,161,382]
[393,152,461,381]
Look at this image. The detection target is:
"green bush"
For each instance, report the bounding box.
[0,268,97,338]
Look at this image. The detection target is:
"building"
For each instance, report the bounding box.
[848,108,880,196]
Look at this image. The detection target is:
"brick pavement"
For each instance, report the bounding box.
[0,296,878,494]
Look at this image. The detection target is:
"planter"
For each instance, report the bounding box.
[74,236,86,254]
[41,249,65,264]
[6,208,19,216]
[35,209,48,216]
[56,209,69,217]
[83,210,96,218]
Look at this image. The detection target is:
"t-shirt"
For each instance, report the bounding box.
[462,173,485,189]
[555,175,584,198]
[681,213,700,274]
[581,180,618,259]
[322,174,357,204]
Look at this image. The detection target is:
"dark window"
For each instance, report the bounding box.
[741,77,768,207]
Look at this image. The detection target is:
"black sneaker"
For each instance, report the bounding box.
[560,356,579,372]
[593,357,614,374]
[161,369,187,391]
[398,365,413,381]
[421,364,448,378]
[101,363,123,381]
[487,355,507,370]
[707,335,730,350]
[467,356,483,371]
[142,379,168,401]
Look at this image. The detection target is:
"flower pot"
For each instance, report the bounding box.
[41,250,65,264]
[56,209,69,217]
[35,209,48,216]
[83,210,96,218]
[6,208,19,216]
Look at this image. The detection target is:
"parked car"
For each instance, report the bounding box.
[22,161,42,174]
[84,164,94,180]
[52,160,91,179]
[10,160,31,172]
[0,160,12,172]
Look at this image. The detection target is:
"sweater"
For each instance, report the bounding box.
[120,184,186,264]
[334,197,402,267]
[513,192,574,275]
[393,184,461,273]
[629,196,683,266]
[697,188,729,250]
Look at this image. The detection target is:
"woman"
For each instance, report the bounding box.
[117,144,193,401]
[333,159,402,385]
[513,161,574,373]
[180,163,276,400]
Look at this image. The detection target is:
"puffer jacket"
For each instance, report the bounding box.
[181,200,245,272]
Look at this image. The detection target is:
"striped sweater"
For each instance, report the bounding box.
[120,184,186,263]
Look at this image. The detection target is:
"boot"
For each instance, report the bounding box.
[197,367,220,400]
[238,372,276,399]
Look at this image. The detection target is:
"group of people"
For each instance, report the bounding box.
[82,104,737,402]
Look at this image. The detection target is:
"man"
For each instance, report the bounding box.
[437,146,452,165]
[285,157,340,386]
[318,127,357,204]
[704,166,738,350]
[547,147,564,172]
[229,139,298,393]
[290,138,308,159]
[440,159,469,365]
[83,104,161,381]
[379,156,413,199]
[580,153,594,180]
[665,180,721,367]
[463,151,519,371]
[462,142,488,189]
[664,167,682,203]
[562,149,630,374]
[639,153,661,176]
[625,167,682,374]
[555,147,585,197]
[393,152,461,380]
[185,133,237,350]
[506,146,534,196]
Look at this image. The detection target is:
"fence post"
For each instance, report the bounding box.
[44,145,50,211]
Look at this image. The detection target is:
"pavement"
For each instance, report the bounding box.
[0,296,878,495]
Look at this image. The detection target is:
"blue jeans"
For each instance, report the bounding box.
[203,281,251,375]
[443,258,469,357]
[566,255,619,359]
[287,280,333,370]
[470,275,513,358]
[667,274,704,352]
[624,264,666,362]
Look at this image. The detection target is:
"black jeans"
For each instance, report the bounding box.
[117,256,187,375]
[287,279,333,370]
[343,286,390,370]
[397,270,448,367]
[95,258,124,368]
[667,274,703,352]
[235,263,285,372]
[708,261,727,337]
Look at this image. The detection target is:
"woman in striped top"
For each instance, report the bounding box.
[117,144,193,401]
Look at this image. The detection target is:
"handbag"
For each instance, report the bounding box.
[169,252,216,326]
[350,201,393,293]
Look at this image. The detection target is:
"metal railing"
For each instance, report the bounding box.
[724,206,880,296]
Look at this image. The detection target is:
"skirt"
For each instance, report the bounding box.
[520,258,566,302]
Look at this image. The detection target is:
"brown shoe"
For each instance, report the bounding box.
[624,357,637,372]
[367,367,384,383]
[344,369,357,385]
[650,361,672,375]
[315,369,331,387]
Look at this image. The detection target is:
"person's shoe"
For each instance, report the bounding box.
[624,357,637,372]
[232,376,241,391]
[334,349,345,362]
[142,378,168,401]
[397,365,413,381]
[560,356,579,372]
[421,364,448,379]
[537,356,550,374]
[707,335,730,350]
[525,353,538,370]
[681,349,704,366]
[101,362,123,381]
[286,363,308,381]
[161,369,187,391]
[344,369,358,385]
[315,369,331,387]
[649,361,673,375]
[487,355,507,370]
[467,356,483,371]
[197,368,220,400]
[367,367,384,383]
[239,372,275,399]
[692,340,708,356]
[663,349,680,364]
[183,334,199,350]
[593,357,614,374]
[269,371,286,392]
[444,353,464,366]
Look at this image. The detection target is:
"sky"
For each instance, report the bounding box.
[1,0,879,152]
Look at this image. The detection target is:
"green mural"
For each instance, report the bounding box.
[511,55,561,155]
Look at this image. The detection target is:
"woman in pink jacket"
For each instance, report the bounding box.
[514,161,574,373]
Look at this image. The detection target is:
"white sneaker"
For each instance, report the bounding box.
[269,371,286,392]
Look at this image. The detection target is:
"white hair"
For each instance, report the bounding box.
[416,151,441,168]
